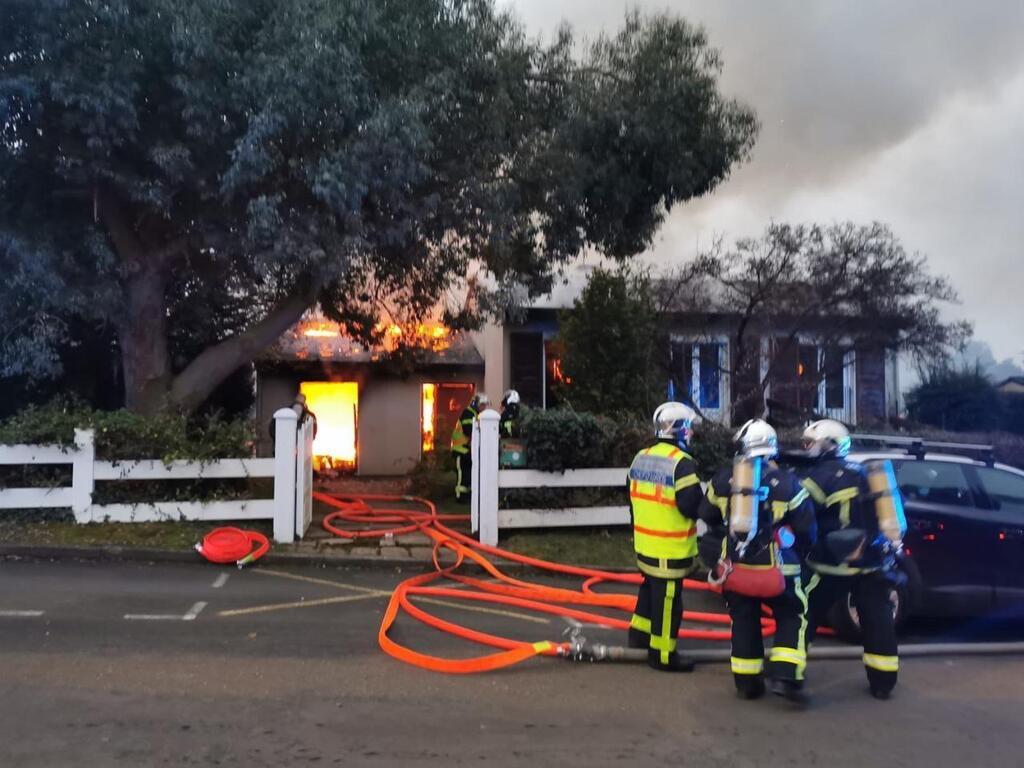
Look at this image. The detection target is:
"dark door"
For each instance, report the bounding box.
[509,332,544,408]
[893,459,993,615]
[967,465,1024,614]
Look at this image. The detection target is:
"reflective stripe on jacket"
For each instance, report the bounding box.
[629,442,699,561]
[450,406,477,454]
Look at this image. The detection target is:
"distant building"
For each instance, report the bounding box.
[996,377,1024,396]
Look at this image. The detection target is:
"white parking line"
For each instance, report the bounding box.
[211,573,230,589]
[125,601,208,622]
[0,610,44,618]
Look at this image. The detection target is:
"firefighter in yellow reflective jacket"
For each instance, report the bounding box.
[450,393,489,502]
[627,402,704,672]
[698,419,816,704]
[799,419,905,700]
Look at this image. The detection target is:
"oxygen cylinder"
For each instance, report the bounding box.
[729,455,762,554]
[865,459,907,545]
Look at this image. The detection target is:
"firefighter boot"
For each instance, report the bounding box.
[769,678,810,707]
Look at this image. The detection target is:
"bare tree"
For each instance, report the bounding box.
[662,222,970,425]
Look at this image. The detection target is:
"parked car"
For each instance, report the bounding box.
[783,436,1024,641]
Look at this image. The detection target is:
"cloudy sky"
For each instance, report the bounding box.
[504,0,1024,364]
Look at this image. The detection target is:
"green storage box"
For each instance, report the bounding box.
[500,439,527,468]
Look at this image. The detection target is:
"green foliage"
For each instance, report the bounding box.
[1,1,757,413]
[0,401,260,507]
[520,406,733,479]
[556,268,663,416]
[907,365,1003,433]
[0,401,253,461]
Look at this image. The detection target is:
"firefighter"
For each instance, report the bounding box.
[799,419,903,700]
[450,392,490,502]
[626,402,704,672]
[698,419,816,704]
[499,389,520,437]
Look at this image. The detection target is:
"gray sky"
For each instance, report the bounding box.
[505,0,1024,363]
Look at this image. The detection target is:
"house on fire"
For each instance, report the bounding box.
[255,283,903,476]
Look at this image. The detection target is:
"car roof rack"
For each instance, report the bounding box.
[850,433,996,465]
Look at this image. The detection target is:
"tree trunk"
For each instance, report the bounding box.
[119,265,173,415]
[167,290,314,414]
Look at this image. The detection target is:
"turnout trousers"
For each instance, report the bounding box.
[628,574,683,669]
[726,576,809,695]
[453,451,471,502]
[804,571,898,694]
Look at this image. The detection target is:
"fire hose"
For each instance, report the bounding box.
[316,491,775,674]
[195,526,270,568]
[317,492,1024,673]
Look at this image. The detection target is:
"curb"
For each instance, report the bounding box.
[0,542,637,575]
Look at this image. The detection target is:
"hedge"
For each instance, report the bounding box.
[0,401,261,511]
[520,407,734,479]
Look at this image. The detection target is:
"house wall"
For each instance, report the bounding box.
[255,365,483,476]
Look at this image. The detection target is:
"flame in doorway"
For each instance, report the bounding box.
[300,381,358,472]
[422,383,436,453]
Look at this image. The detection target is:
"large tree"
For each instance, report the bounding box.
[662,222,971,423]
[0,0,757,414]
[556,267,663,415]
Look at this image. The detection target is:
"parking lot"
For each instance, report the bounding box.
[2,557,1024,767]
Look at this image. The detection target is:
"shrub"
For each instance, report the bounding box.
[0,400,254,460]
[0,400,260,508]
[520,406,735,478]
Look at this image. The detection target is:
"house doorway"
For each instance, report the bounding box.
[421,383,475,455]
[299,381,359,473]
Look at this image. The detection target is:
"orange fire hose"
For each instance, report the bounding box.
[316,491,788,674]
[195,526,270,568]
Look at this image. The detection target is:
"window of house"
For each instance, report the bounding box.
[544,339,568,409]
[822,346,847,410]
[670,340,725,412]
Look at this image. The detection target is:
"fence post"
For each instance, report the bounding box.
[273,408,299,543]
[294,415,314,538]
[71,429,95,523]
[475,409,500,546]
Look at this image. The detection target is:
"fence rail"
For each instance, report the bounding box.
[0,407,315,543]
[471,409,632,546]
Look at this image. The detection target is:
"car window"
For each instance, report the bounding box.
[974,467,1024,517]
[894,460,973,507]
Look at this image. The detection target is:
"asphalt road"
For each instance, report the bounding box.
[2,557,1024,767]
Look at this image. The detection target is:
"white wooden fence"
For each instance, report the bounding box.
[471,409,630,546]
[0,404,315,543]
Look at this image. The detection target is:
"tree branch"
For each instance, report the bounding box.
[168,286,317,413]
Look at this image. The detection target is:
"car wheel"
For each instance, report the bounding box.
[827,582,908,644]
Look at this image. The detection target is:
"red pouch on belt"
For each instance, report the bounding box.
[714,543,786,598]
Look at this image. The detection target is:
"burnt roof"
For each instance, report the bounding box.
[259,324,484,368]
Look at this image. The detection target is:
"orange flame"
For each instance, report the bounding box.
[422,383,436,453]
[300,381,358,472]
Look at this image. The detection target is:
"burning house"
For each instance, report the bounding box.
[255,319,484,476]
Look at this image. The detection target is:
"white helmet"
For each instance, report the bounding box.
[471,392,491,409]
[502,389,520,407]
[734,419,778,458]
[653,401,699,444]
[802,419,851,458]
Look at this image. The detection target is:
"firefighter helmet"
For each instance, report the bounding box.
[653,401,699,444]
[734,419,778,459]
[471,392,491,410]
[802,419,851,458]
[502,389,520,407]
